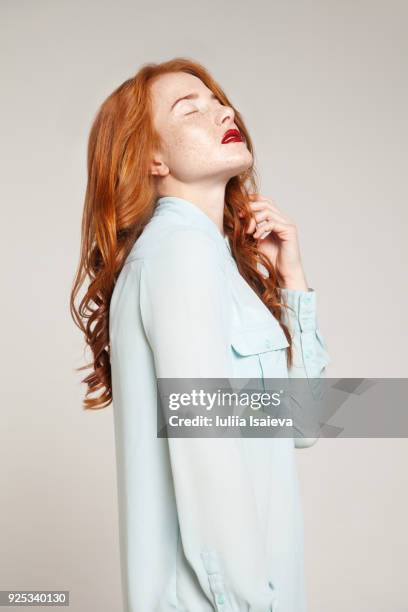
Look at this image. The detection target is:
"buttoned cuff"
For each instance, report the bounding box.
[278,287,317,332]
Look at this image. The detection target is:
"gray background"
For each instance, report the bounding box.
[1,0,407,610]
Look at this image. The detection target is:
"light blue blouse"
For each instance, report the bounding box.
[109,196,330,612]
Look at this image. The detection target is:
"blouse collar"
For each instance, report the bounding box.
[154,196,232,254]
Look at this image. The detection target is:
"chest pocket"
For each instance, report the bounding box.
[230,321,290,383]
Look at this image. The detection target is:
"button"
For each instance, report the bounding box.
[265,339,272,348]
[216,593,225,605]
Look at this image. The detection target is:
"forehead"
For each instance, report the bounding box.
[150,72,210,116]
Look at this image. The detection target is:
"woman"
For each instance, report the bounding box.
[70,57,330,612]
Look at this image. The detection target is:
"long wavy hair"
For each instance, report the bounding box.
[70,57,294,410]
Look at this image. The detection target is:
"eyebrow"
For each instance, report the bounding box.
[170,91,218,112]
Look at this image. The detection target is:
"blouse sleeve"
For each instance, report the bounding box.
[278,287,331,449]
[139,227,277,610]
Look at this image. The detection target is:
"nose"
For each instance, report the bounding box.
[217,104,235,126]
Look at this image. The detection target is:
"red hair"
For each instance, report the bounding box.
[70,57,294,410]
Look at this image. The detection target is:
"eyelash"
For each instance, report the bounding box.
[184,98,222,116]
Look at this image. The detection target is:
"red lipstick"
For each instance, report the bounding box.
[221,129,243,144]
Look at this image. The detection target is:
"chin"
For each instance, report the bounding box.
[227,155,253,175]
[224,148,252,165]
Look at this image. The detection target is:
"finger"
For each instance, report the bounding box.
[253,218,290,239]
[248,193,273,203]
[249,200,282,215]
[253,209,289,225]
[245,217,257,234]
[237,209,264,233]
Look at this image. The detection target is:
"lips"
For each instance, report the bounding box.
[221,129,243,144]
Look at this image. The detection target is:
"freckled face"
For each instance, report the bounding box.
[150,72,253,183]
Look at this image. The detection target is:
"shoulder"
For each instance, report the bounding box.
[134,226,228,299]
[127,223,224,264]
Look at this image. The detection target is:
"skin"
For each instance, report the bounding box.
[149,71,308,290]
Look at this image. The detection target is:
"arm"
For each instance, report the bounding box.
[278,287,331,448]
[139,228,276,610]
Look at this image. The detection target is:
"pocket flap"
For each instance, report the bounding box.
[231,322,289,356]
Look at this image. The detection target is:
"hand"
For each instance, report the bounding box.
[241,193,308,288]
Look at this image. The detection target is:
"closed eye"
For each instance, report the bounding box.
[184,94,222,116]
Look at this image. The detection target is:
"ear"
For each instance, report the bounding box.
[150,154,169,177]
